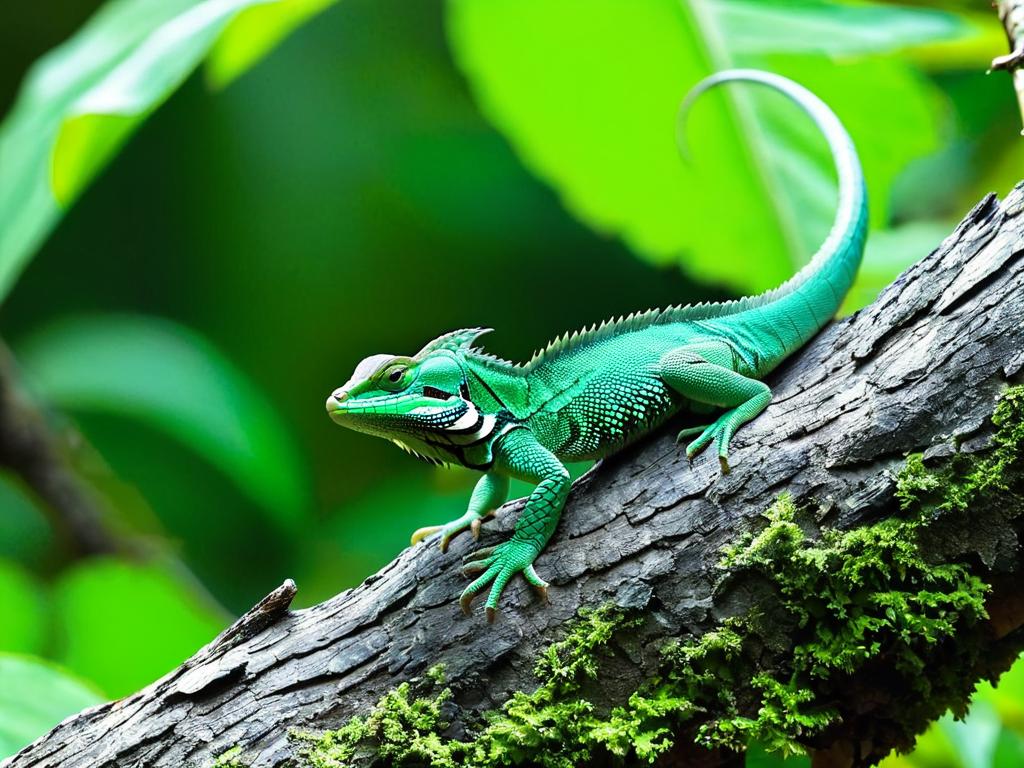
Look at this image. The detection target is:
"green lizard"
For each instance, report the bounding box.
[326,70,867,622]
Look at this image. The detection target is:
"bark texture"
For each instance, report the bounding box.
[7,186,1024,768]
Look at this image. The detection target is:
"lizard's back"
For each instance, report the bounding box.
[524,322,705,460]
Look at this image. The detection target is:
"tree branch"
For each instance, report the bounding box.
[0,341,119,556]
[992,0,1024,135]
[7,186,1024,768]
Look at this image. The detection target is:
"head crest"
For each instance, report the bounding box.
[415,328,492,359]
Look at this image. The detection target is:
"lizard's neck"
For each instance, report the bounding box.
[461,354,529,419]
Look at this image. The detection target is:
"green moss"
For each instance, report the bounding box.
[295,683,455,768]
[294,606,642,768]
[897,386,1024,513]
[209,746,245,768]
[704,493,989,753]
[288,386,1024,767]
[895,453,940,510]
[426,664,447,686]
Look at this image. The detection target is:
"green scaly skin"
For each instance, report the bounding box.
[326,70,867,622]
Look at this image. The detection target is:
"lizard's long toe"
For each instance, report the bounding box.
[410,525,444,547]
[410,510,486,552]
[463,546,496,563]
[524,564,550,603]
[460,562,500,616]
[459,589,478,616]
[462,555,497,576]
[676,424,709,443]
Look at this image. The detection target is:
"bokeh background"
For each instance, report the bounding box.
[1,1,1023,765]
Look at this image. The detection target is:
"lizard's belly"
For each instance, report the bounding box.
[531,372,684,461]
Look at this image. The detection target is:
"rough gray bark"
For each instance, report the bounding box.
[7,186,1024,768]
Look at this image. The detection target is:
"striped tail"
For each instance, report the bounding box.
[683,70,868,373]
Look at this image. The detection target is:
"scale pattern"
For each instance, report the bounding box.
[531,371,681,461]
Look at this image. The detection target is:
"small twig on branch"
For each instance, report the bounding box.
[0,340,119,556]
[992,0,1024,134]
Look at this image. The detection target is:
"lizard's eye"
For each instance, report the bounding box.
[381,365,409,388]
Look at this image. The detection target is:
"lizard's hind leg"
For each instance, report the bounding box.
[660,343,771,474]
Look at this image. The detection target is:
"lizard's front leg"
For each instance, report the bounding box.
[411,472,510,553]
[460,428,569,622]
[660,343,771,474]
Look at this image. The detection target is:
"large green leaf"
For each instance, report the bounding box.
[0,653,104,760]
[17,314,309,531]
[0,561,47,656]
[0,0,335,304]
[716,0,964,56]
[445,0,966,293]
[52,557,226,697]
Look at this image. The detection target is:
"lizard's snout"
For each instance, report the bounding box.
[326,387,349,414]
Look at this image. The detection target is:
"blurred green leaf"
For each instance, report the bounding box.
[296,468,473,604]
[976,652,1024,734]
[938,703,1002,768]
[716,0,965,56]
[206,0,337,89]
[0,561,47,656]
[880,652,1024,768]
[906,11,1005,71]
[0,472,52,564]
[17,314,309,532]
[446,0,961,293]
[52,557,226,697]
[0,0,334,304]
[0,653,104,760]
[966,135,1024,210]
[992,727,1024,768]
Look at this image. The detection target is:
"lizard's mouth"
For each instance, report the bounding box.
[325,390,469,432]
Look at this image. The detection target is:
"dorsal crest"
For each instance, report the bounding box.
[522,298,766,371]
[416,328,493,359]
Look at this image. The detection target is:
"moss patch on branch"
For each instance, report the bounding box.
[288,502,990,767]
[706,495,989,755]
[217,386,1024,768]
[291,606,642,768]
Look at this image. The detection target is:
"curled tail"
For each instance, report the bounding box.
[681,69,868,369]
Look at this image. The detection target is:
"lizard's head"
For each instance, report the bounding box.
[325,329,491,453]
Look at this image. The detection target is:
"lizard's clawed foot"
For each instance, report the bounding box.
[410,510,494,553]
[459,539,545,621]
[677,416,735,475]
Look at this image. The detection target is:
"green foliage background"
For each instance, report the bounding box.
[0,0,1020,764]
